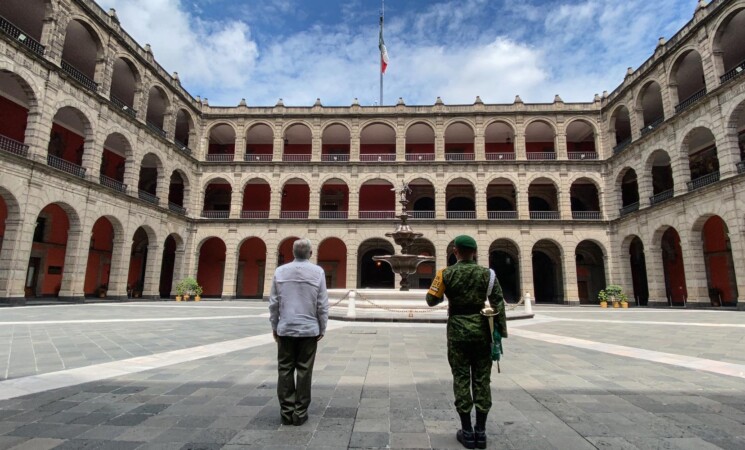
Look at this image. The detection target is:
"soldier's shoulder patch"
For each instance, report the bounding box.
[427,269,446,298]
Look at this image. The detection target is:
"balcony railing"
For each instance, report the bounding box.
[738,161,745,174]
[359,211,396,219]
[486,152,516,161]
[174,140,192,155]
[0,15,45,56]
[138,190,159,205]
[720,60,745,84]
[649,189,674,205]
[146,121,167,138]
[527,152,556,160]
[282,154,311,162]
[321,154,350,162]
[206,154,234,162]
[61,61,98,93]
[572,211,602,220]
[47,154,86,178]
[405,153,435,161]
[568,152,598,160]
[409,211,435,219]
[445,153,475,161]
[241,210,269,219]
[99,175,127,193]
[640,117,664,136]
[168,203,186,215]
[488,211,517,220]
[280,211,309,219]
[619,202,639,216]
[319,211,348,219]
[687,171,720,192]
[360,153,396,162]
[530,211,560,220]
[446,211,476,220]
[201,210,229,219]
[613,137,632,155]
[675,87,707,113]
[245,153,272,162]
[0,134,29,158]
[110,96,137,118]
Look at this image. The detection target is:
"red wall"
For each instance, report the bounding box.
[197,238,226,296]
[101,149,126,181]
[32,204,69,296]
[238,238,266,296]
[49,124,85,165]
[406,143,434,154]
[361,144,395,154]
[318,238,347,288]
[703,216,737,302]
[278,237,299,266]
[322,144,350,154]
[0,95,29,142]
[246,143,273,155]
[281,185,310,211]
[243,184,271,210]
[360,185,395,211]
[526,141,554,153]
[445,143,474,153]
[321,184,349,211]
[84,218,114,294]
[285,144,311,155]
[485,143,514,153]
[208,143,235,155]
[567,141,596,152]
[662,229,688,304]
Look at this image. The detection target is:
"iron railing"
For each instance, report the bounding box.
[240,210,269,219]
[99,175,126,193]
[720,60,745,84]
[282,154,311,162]
[360,153,396,162]
[530,211,560,220]
[174,140,192,155]
[110,96,137,118]
[674,87,707,113]
[409,211,435,219]
[445,153,475,161]
[572,211,602,220]
[619,202,639,216]
[738,161,745,174]
[649,189,674,205]
[613,137,632,155]
[405,153,435,161]
[686,171,720,191]
[488,211,517,220]
[568,152,598,160]
[138,190,159,205]
[206,154,234,162]
[0,15,45,56]
[446,211,476,219]
[201,210,229,219]
[146,121,167,138]
[527,152,556,160]
[168,203,186,215]
[486,152,516,161]
[245,153,272,162]
[359,211,396,219]
[61,61,98,93]
[47,154,86,178]
[280,211,309,219]
[319,211,348,219]
[640,117,664,136]
[321,154,349,162]
[0,134,29,158]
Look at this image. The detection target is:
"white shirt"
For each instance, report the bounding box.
[269,259,329,337]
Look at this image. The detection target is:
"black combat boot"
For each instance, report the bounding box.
[457,412,475,449]
[474,410,488,449]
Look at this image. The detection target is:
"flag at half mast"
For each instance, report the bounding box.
[379,14,389,74]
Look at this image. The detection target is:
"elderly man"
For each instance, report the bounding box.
[269,238,329,426]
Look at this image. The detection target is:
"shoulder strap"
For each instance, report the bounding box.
[486,269,495,302]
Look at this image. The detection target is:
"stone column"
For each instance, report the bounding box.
[556,132,567,160]
[345,248,358,289]
[273,137,284,161]
[221,231,238,299]
[515,131,526,160]
[637,169,653,208]
[155,168,168,206]
[235,137,246,162]
[350,136,360,162]
[311,129,322,162]
[434,130,445,162]
[680,230,707,306]
[474,130,485,161]
[475,180,487,220]
[0,217,35,304]
[562,249,579,305]
[58,229,86,301]
[41,14,65,65]
[518,241,534,302]
[106,236,130,300]
[262,241,278,298]
[726,220,745,303]
[517,176,529,220]
[671,153,691,195]
[644,235,667,306]
[123,157,139,197]
[309,182,321,219]
[559,184,572,220]
[24,110,53,162]
[348,187,359,219]
[269,182,282,219]
[717,125,741,179]
[396,136,406,161]
[230,184,242,219]
[142,243,162,299]
[435,187,446,220]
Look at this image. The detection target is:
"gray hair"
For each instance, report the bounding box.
[292,238,313,260]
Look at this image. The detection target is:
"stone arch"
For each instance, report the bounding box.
[575,240,607,304]
[635,79,665,129]
[711,6,745,81]
[488,238,521,302]
[654,224,688,305]
[680,126,719,184]
[317,237,348,289]
[0,67,41,144]
[691,214,739,306]
[196,237,226,297]
[48,105,94,173]
[236,236,268,297]
[145,84,171,130]
[531,238,564,303]
[280,177,311,218]
[242,177,272,217]
[564,118,598,156]
[617,167,640,212]
[608,103,632,148]
[174,108,196,147]
[61,16,105,83]
[646,149,675,199]
[357,238,395,289]
[202,176,233,216]
[667,47,707,108]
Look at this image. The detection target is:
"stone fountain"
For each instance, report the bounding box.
[373,181,434,291]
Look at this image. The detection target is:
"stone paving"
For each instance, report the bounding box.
[0,303,743,449]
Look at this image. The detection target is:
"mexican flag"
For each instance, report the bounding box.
[379,15,389,74]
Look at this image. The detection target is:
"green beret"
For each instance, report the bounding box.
[454,235,477,250]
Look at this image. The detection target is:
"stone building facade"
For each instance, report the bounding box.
[0,0,744,307]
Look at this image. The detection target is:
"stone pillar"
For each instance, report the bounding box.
[556,132,567,160]
[346,248,358,289]
[311,129,322,162]
[638,169,653,208]
[230,185,242,219]
[235,137,246,162]
[726,220,745,304]
[58,229,86,301]
[434,130,445,162]
[0,217,35,304]
[80,134,99,182]
[680,230,707,306]
[309,183,321,219]
[671,153,691,195]
[559,184,572,220]
[348,187,359,219]
[123,157,139,197]
[515,131,526,160]
[273,137,284,161]
[24,110,53,162]
[41,14,65,65]
[562,248,579,305]
[262,240,279,298]
[474,130,485,161]
[107,236,129,300]
[517,176,529,220]
[269,181,282,219]
[644,235,667,306]
[435,187,446,220]
[221,231,238,300]
[519,241,534,302]
[350,136,360,162]
[396,136,406,161]
[718,126,741,179]
[142,243,162,299]
[475,180,487,220]
[436,241,448,269]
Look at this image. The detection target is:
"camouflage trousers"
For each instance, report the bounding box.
[447,340,493,414]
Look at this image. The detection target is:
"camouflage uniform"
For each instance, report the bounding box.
[426,260,507,414]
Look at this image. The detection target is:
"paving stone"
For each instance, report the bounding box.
[349,431,390,448]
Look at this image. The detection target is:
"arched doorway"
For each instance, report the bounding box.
[283,123,312,161]
[138,153,162,205]
[611,105,632,151]
[159,234,179,298]
[237,237,267,298]
[619,168,640,214]
[661,227,687,305]
[202,178,232,218]
[242,179,271,219]
[127,227,150,298]
[145,86,169,132]
[318,238,347,288]
[405,122,435,161]
[484,121,515,160]
[532,240,563,303]
[360,122,396,160]
[566,120,596,158]
[629,236,649,306]
[280,180,310,219]
[446,179,476,219]
[575,241,606,304]
[197,237,226,298]
[444,122,475,161]
[638,81,665,134]
[48,107,89,177]
[359,180,395,219]
[525,120,556,159]
[321,124,351,162]
[0,70,34,150]
[649,150,674,204]
[27,204,73,298]
[701,216,738,306]
[358,239,394,289]
[245,123,273,160]
[84,217,115,298]
[319,179,349,219]
[278,237,300,266]
[489,239,519,303]
[207,123,236,162]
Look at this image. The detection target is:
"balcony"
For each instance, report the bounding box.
[613,137,632,155]
[686,171,720,192]
[168,203,186,215]
[572,211,602,220]
[446,211,476,220]
[405,153,435,162]
[0,15,45,56]
[360,153,396,162]
[619,202,639,216]
[174,140,192,156]
[61,61,98,93]
[640,117,664,136]
[486,152,515,161]
[738,161,745,174]
[0,134,29,158]
[319,211,348,219]
[321,154,350,162]
[99,175,127,193]
[280,211,309,219]
[720,60,745,84]
[487,211,517,220]
[674,88,707,114]
[649,189,673,205]
[568,152,598,160]
[530,211,560,220]
[110,96,137,119]
[245,153,272,162]
[241,210,269,219]
[282,154,311,162]
[146,121,167,138]
[527,152,556,161]
[359,211,396,219]
[206,154,234,162]
[138,190,159,205]
[445,153,475,161]
[47,154,86,178]
[409,211,435,219]
[201,210,229,219]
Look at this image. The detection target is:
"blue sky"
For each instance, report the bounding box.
[97,0,694,106]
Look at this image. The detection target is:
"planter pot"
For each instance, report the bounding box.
[612,301,620,308]
[600,301,608,308]
[176,295,182,302]
[183,295,190,301]
[620,301,628,308]
[98,292,106,298]
[195,296,201,302]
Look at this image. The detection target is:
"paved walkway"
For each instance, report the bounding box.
[0,303,743,449]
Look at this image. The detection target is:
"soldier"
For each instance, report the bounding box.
[426,235,507,449]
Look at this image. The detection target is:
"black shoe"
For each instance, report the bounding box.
[456,429,475,449]
[474,430,487,449]
[280,415,293,425]
[292,414,308,426]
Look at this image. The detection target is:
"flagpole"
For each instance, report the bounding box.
[380,0,384,106]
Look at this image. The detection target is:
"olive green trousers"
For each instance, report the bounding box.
[277,336,318,422]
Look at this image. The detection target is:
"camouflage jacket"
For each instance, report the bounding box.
[426,260,507,342]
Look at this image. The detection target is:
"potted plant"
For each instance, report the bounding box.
[193,283,203,302]
[597,289,608,308]
[598,285,624,309]
[175,280,185,301]
[178,277,202,301]
[619,292,629,309]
